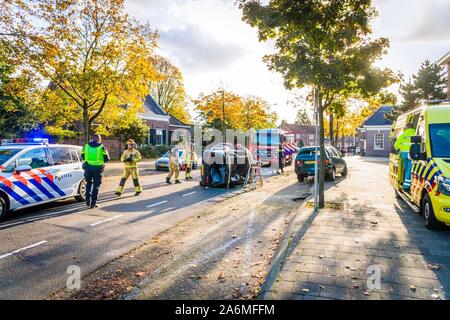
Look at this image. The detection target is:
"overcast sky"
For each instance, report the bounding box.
[125,0,450,123]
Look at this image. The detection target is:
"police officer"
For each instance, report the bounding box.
[277,144,284,174]
[394,122,415,191]
[115,139,143,196]
[166,143,182,184]
[185,144,197,180]
[81,134,110,208]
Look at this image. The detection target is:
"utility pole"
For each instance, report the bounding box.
[313,87,319,213]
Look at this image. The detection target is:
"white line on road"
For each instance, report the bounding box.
[90,215,123,227]
[146,200,168,208]
[0,240,48,260]
[182,191,197,197]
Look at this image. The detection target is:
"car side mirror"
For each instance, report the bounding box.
[409,143,426,161]
[15,164,32,173]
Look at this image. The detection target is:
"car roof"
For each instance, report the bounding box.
[0,144,81,150]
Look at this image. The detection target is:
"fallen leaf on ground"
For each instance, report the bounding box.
[302,288,310,293]
[218,272,225,280]
[409,285,416,292]
[428,264,440,270]
[135,272,146,277]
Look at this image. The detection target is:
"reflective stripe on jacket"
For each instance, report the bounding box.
[394,128,416,153]
[120,149,142,168]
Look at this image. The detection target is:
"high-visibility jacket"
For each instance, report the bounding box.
[82,143,109,166]
[394,128,416,153]
[185,151,197,165]
[120,148,142,168]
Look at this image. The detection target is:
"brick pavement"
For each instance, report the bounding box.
[261,157,450,300]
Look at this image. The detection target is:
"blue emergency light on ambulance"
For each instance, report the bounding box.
[0,140,86,218]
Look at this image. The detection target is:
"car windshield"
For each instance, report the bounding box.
[0,148,21,165]
[430,123,450,158]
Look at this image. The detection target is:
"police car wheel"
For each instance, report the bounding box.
[422,193,441,230]
[341,165,348,177]
[0,196,8,219]
[75,178,87,202]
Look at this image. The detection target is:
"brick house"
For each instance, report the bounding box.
[359,106,393,157]
[138,95,191,146]
[438,50,450,99]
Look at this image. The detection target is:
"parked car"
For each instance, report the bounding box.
[0,138,86,219]
[294,145,348,182]
[155,149,198,171]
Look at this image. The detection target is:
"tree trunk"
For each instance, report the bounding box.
[329,112,334,146]
[83,106,90,145]
[335,120,339,147]
[318,105,325,209]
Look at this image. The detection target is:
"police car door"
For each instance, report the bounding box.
[13,147,61,205]
[48,146,83,197]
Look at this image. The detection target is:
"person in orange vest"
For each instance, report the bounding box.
[81,134,110,208]
[115,139,143,196]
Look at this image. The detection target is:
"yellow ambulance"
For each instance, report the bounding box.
[389,100,450,229]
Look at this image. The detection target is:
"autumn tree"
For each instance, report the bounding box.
[194,87,244,136]
[241,0,396,208]
[0,43,39,138]
[1,0,158,143]
[241,96,277,130]
[295,109,312,126]
[150,55,191,123]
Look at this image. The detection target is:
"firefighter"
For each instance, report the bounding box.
[185,144,197,180]
[166,143,182,184]
[115,139,143,196]
[394,122,415,191]
[81,134,110,208]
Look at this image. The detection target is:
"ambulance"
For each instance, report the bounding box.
[0,139,86,218]
[389,100,450,229]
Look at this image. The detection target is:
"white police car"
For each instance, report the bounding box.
[0,138,86,218]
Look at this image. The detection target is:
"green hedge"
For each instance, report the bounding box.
[138,145,170,159]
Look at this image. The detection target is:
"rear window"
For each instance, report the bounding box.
[0,148,21,165]
[298,148,328,158]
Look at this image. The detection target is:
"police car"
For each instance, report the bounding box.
[0,138,86,218]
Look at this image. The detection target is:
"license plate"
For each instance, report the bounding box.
[305,161,315,164]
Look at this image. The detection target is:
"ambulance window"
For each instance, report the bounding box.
[17,148,50,169]
[50,147,75,165]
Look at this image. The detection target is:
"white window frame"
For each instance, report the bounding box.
[155,129,163,146]
[374,133,384,150]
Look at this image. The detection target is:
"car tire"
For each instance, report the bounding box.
[75,178,87,202]
[422,193,442,230]
[327,168,336,181]
[341,164,348,177]
[0,196,9,220]
[297,175,305,182]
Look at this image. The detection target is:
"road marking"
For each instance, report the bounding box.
[90,215,123,227]
[146,200,167,208]
[182,191,197,197]
[0,240,48,260]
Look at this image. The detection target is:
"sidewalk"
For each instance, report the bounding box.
[260,157,450,300]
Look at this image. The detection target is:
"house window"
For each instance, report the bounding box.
[374,133,384,150]
[155,129,163,146]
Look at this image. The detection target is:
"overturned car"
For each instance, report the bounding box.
[200,144,255,188]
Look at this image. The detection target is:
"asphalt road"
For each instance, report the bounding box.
[0,167,278,300]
